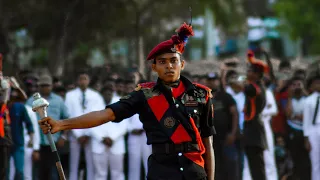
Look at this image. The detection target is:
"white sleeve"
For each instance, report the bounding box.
[107,120,128,142]
[25,105,41,151]
[303,98,312,137]
[262,90,278,117]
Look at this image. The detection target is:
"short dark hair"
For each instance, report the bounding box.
[115,78,124,84]
[225,70,238,81]
[279,61,291,70]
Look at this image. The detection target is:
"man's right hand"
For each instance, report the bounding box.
[39,117,62,134]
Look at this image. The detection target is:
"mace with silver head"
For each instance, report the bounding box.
[32,93,66,180]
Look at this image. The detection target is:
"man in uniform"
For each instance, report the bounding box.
[39,22,215,180]
[243,51,268,180]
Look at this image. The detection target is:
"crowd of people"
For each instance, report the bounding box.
[1,57,319,180]
[0,20,319,180]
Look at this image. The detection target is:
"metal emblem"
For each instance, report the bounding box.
[171,45,177,53]
[164,117,176,128]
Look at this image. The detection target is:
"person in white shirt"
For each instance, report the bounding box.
[91,85,127,180]
[261,88,278,180]
[303,75,320,180]
[286,76,311,180]
[126,80,152,180]
[65,71,105,180]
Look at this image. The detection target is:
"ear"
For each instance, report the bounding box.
[151,63,157,72]
[180,60,185,70]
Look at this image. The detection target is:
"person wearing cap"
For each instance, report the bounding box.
[206,72,240,180]
[26,74,69,180]
[38,22,215,180]
[303,74,320,180]
[242,51,268,180]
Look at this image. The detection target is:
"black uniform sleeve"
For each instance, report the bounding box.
[200,98,216,138]
[244,84,259,97]
[225,93,237,108]
[106,90,145,123]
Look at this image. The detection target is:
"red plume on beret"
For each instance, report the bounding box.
[247,50,269,74]
[147,22,194,60]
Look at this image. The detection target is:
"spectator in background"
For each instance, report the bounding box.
[225,70,246,178]
[54,86,67,100]
[293,69,307,81]
[114,78,125,98]
[8,86,34,180]
[272,73,290,138]
[65,70,103,180]
[261,80,278,180]
[303,75,320,180]
[207,72,240,180]
[286,76,311,180]
[278,61,291,74]
[26,74,69,180]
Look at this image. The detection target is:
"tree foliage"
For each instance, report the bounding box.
[0,0,246,76]
[273,0,320,54]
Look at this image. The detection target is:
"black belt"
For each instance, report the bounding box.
[152,142,199,154]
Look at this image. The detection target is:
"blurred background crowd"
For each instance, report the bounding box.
[1,0,320,180]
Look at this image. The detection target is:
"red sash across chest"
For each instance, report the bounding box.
[145,82,205,168]
[0,104,10,138]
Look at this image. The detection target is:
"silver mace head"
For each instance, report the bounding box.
[32,93,50,118]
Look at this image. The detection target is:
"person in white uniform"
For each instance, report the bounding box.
[91,85,127,180]
[126,80,152,180]
[65,71,105,180]
[261,88,278,180]
[303,75,320,180]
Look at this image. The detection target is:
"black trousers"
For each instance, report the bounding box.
[39,145,59,180]
[288,128,311,180]
[0,146,10,180]
[245,146,266,180]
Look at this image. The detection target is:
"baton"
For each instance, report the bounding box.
[32,93,66,180]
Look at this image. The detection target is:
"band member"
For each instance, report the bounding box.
[243,51,268,180]
[39,22,215,180]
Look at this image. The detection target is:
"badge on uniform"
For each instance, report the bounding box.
[184,94,198,107]
[164,117,176,128]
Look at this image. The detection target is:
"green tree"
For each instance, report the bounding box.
[273,0,320,54]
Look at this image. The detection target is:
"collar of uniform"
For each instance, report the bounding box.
[154,75,195,92]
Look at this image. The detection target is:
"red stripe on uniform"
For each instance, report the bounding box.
[170,124,192,143]
[184,117,205,168]
[147,94,169,121]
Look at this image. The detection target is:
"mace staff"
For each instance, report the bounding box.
[32,93,66,180]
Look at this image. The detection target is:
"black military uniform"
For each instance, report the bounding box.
[243,51,268,180]
[107,76,215,180]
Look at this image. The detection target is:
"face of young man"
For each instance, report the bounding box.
[152,53,185,83]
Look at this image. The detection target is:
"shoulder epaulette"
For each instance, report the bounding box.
[193,83,213,100]
[135,82,156,91]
